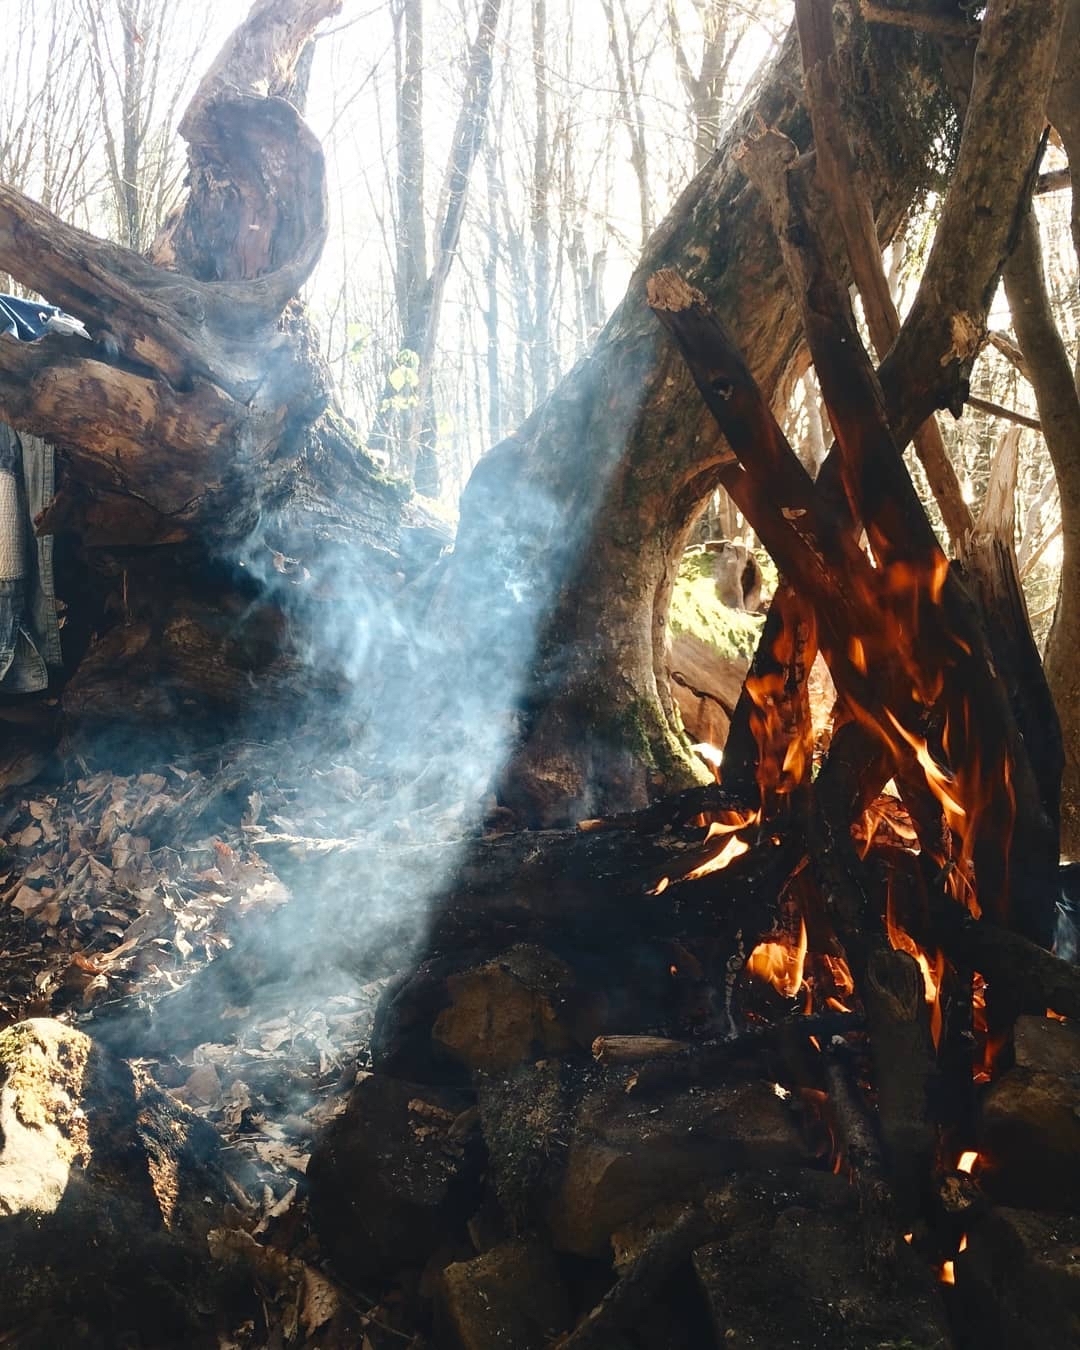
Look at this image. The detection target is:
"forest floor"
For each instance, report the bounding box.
[0,731,432,1347]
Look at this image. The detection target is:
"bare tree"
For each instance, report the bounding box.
[75,0,214,253]
[0,1,102,247]
[372,0,503,493]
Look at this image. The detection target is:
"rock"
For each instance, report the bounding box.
[374,945,606,1081]
[545,1074,808,1257]
[956,1207,1080,1350]
[667,632,747,748]
[476,1061,570,1235]
[371,954,480,1083]
[1012,1012,1080,1077]
[0,1018,228,1348]
[307,1072,484,1282]
[432,945,593,1072]
[610,1200,697,1273]
[692,1172,950,1350]
[433,1240,572,1349]
[978,1048,1080,1211]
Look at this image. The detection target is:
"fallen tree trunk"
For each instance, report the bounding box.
[0,0,341,549]
[0,0,444,749]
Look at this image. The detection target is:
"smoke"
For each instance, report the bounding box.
[151,470,573,1026]
[1055,863,1080,964]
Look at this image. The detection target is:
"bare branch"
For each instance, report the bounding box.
[858,2,980,41]
[881,0,1067,438]
[966,394,1041,432]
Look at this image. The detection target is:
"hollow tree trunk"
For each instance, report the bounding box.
[429,15,968,826]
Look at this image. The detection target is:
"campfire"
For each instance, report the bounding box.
[0,0,1077,1345]
[305,93,1080,1350]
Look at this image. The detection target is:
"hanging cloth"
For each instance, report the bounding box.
[0,291,72,691]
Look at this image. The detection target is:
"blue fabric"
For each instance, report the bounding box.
[0,294,63,343]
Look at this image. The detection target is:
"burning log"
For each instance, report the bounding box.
[810,723,939,1219]
[624,0,1072,1290]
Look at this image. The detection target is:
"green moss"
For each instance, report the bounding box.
[321,406,412,500]
[668,552,763,660]
[608,696,708,788]
[604,698,655,761]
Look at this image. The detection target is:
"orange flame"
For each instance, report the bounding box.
[885,881,945,1048]
[971,973,1008,1081]
[822,953,855,995]
[747,918,808,999]
[683,831,751,879]
[884,711,966,826]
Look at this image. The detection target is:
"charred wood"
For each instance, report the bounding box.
[821,1038,900,1273]
[812,724,939,1222]
[553,1205,715,1350]
[934,905,1080,1023]
[612,1014,865,1098]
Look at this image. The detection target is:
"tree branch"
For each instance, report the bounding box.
[858,2,980,41]
[966,394,1041,432]
[795,0,973,550]
[880,0,1066,437]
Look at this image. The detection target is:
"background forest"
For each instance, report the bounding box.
[6,0,1072,590]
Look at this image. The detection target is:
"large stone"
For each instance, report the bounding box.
[956,1207,1080,1350]
[432,945,594,1072]
[0,1018,228,1348]
[545,1074,807,1257]
[372,945,604,1082]
[1012,1012,1080,1077]
[692,1173,950,1350]
[307,1072,483,1282]
[433,1240,572,1349]
[978,1046,1080,1210]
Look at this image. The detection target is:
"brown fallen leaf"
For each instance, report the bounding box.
[182,1062,222,1105]
[11,884,52,915]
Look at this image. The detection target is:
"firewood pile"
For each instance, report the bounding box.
[294,779,1079,1349]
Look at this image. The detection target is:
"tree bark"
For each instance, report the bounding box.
[432,16,948,826]
[1035,0,1080,855]
[436,0,1066,828]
